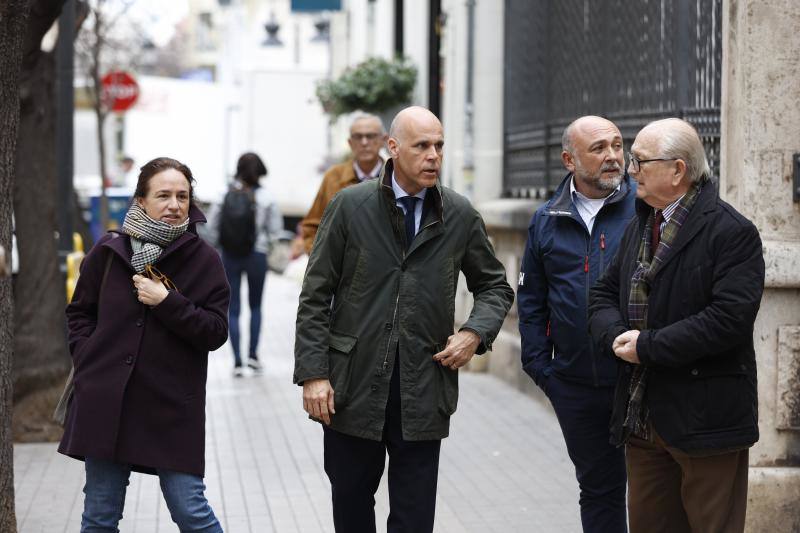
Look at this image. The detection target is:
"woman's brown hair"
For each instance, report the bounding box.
[133,157,196,203]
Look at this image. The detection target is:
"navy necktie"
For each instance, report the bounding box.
[399,196,419,250]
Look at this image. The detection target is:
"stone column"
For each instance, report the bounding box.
[721,1,800,530]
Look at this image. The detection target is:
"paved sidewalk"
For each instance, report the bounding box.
[13,274,581,532]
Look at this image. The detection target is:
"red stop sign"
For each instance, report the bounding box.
[101,71,139,112]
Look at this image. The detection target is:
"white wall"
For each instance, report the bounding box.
[243,69,329,217]
[124,76,229,203]
[73,109,116,193]
[472,0,504,201]
[338,0,395,68]
[440,0,466,193]
[73,77,229,203]
[440,0,504,200]
[403,0,429,108]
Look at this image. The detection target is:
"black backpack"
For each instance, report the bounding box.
[219,187,256,256]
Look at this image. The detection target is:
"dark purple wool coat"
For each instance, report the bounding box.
[58,206,230,476]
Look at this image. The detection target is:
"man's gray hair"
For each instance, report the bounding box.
[649,118,711,183]
[561,120,577,154]
[351,112,386,134]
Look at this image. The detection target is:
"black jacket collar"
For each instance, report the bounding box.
[635,179,717,269]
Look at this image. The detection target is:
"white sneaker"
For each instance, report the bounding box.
[247,358,263,375]
[233,367,244,378]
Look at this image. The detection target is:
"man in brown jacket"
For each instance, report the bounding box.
[300,113,387,253]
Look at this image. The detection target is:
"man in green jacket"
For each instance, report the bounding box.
[294,106,514,532]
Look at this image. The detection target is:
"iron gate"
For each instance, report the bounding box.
[503,0,722,198]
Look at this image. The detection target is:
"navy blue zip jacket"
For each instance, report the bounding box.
[518,172,636,387]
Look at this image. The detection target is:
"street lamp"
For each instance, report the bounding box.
[263,12,283,46]
[311,16,330,42]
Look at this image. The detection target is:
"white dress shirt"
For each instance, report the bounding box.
[570,177,619,234]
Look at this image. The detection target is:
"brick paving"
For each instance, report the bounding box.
[13,274,581,532]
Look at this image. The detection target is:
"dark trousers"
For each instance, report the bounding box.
[221,251,267,365]
[626,426,749,533]
[546,374,628,533]
[323,356,441,533]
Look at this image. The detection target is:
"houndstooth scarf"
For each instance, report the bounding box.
[121,202,189,273]
[622,180,703,442]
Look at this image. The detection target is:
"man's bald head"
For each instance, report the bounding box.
[562,115,619,155]
[389,106,442,144]
[387,106,444,195]
[559,115,624,199]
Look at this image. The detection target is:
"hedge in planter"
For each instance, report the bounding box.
[316,56,417,119]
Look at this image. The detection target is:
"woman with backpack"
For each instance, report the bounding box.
[59,157,229,531]
[215,152,282,377]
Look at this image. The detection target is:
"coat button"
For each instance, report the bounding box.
[741,364,747,371]
[125,355,133,365]
[690,368,698,376]
[135,319,143,327]
[371,385,378,391]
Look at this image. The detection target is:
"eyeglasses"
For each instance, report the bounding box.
[144,264,179,292]
[350,133,382,143]
[627,152,677,172]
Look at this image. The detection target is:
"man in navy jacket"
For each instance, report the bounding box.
[518,115,635,532]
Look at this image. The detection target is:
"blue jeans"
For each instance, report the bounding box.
[221,251,267,366]
[81,457,222,533]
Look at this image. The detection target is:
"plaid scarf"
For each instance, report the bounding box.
[622,181,702,441]
[121,203,189,273]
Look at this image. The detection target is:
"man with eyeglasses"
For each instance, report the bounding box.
[518,115,635,532]
[589,118,764,532]
[300,113,388,253]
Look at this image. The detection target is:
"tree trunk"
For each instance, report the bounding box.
[13,0,71,401]
[90,5,110,231]
[95,104,110,230]
[0,0,32,529]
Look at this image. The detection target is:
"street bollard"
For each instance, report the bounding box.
[66,232,85,302]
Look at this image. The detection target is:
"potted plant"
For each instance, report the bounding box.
[316,56,417,121]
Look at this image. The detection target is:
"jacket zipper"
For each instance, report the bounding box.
[382,205,441,375]
[585,234,599,387]
[382,208,406,375]
[600,232,606,273]
[381,291,401,375]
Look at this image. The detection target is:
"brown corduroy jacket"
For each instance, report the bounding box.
[301,159,382,253]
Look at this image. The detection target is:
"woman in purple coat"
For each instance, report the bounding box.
[59,157,230,532]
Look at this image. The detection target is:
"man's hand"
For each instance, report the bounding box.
[613,330,641,364]
[303,378,335,425]
[132,274,168,306]
[433,330,481,370]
